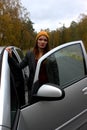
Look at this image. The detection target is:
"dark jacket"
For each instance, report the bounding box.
[8,51,36,91]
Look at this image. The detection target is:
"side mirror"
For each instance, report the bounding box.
[36,84,64,100]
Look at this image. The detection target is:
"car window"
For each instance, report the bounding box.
[39,43,86,89]
[15,48,24,60]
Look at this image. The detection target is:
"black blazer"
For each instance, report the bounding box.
[8,51,36,90]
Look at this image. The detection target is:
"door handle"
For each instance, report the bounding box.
[82,87,87,95]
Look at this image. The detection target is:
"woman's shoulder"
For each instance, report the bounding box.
[26,49,33,54]
[26,50,36,69]
[26,50,34,58]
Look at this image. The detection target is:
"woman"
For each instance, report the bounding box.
[6,30,50,104]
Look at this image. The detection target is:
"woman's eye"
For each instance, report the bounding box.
[38,38,47,41]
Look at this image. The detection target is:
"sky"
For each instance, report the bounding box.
[21,0,87,32]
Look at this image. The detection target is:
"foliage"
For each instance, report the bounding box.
[49,14,87,51]
[0,0,35,49]
[0,1,87,51]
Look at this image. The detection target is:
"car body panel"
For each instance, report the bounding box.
[0,126,10,130]
[55,109,87,130]
[16,78,87,130]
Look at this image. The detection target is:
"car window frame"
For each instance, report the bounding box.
[32,41,87,94]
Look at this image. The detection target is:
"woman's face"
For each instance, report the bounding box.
[37,35,48,49]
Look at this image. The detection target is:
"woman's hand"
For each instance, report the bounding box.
[6,47,12,57]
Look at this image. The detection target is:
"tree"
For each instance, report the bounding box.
[0,0,35,49]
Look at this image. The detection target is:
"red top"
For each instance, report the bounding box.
[36,59,48,85]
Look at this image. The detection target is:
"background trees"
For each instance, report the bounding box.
[0,0,35,49]
[0,0,87,51]
[49,14,87,51]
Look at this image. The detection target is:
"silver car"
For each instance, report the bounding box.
[0,41,87,130]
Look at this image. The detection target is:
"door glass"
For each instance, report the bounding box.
[39,43,86,88]
[16,49,24,60]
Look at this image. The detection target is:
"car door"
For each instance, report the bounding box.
[17,40,87,130]
[12,47,29,79]
[12,47,29,104]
